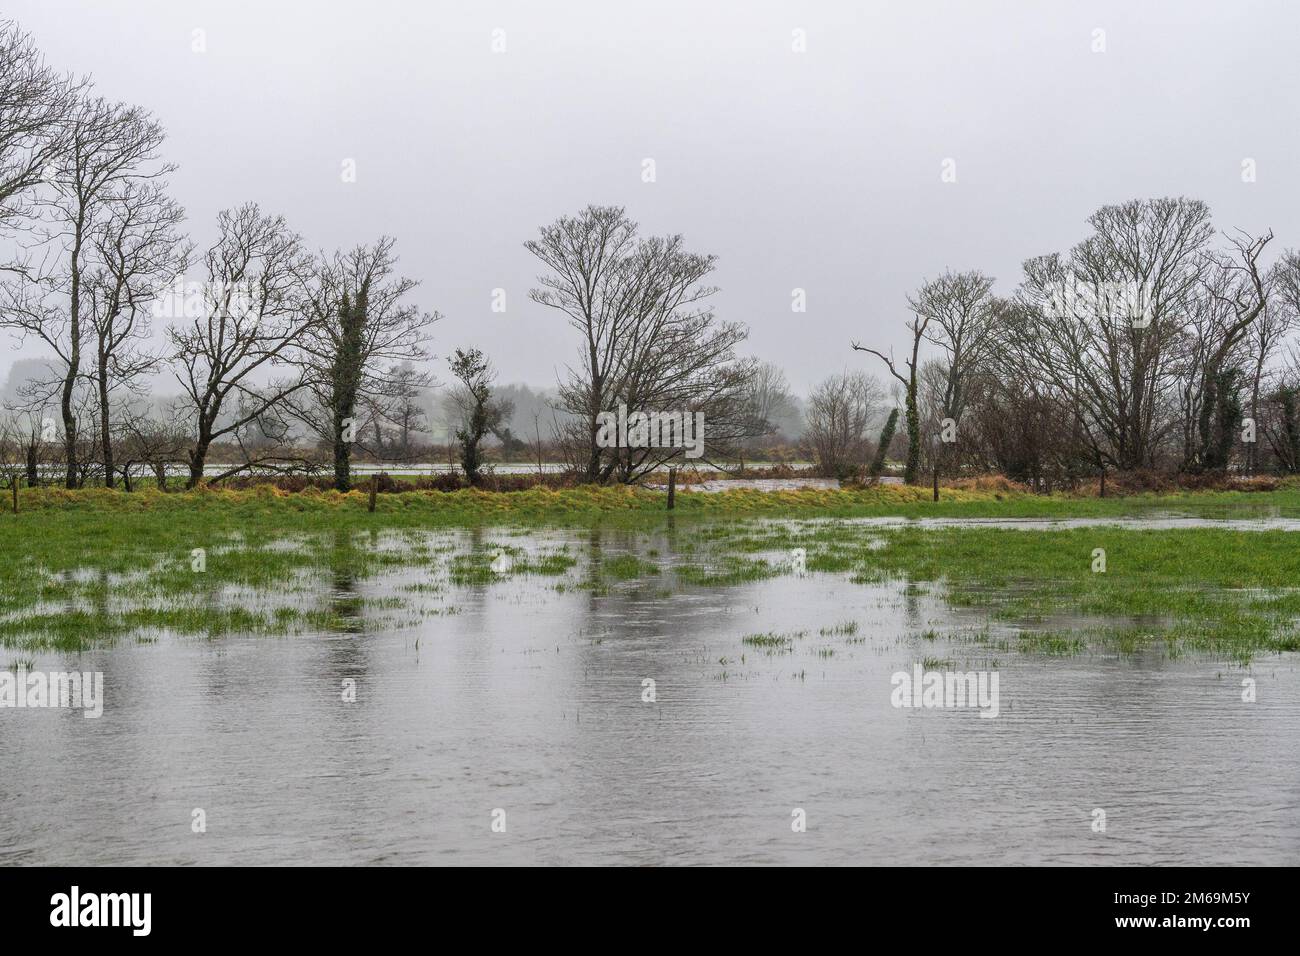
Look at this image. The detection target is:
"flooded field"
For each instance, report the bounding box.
[2,519,1298,866]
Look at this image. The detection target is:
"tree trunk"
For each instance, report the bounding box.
[331,292,365,492]
[1249,358,1264,476]
[63,229,84,489]
[60,366,77,488]
[903,381,921,485]
[333,413,352,492]
[585,371,604,482]
[186,431,210,489]
[98,357,114,489]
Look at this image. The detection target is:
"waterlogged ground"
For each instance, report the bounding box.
[2,516,1299,865]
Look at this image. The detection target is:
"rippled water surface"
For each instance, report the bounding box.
[2,522,1297,865]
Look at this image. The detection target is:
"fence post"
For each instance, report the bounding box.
[368,473,378,513]
[667,467,676,510]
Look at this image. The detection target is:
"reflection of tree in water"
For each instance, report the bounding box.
[583,525,604,596]
[903,581,923,629]
[91,566,110,619]
[326,528,368,635]
[317,529,375,699]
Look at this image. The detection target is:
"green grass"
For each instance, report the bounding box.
[5,483,1300,661]
[709,521,1300,663]
[601,554,661,580]
[741,632,794,653]
[921,656,955,670]
[13,478,1300,527]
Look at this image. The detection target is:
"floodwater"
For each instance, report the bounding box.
[650,477,846,492]
[1,522,1297,866]
[27,461,824,479]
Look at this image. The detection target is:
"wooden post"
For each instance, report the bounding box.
[1099,466,1106,499]
[368,473,378,513]
[667,467,676,510]
[11,479,17,515]
[931,440,941,502]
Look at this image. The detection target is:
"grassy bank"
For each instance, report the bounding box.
[4,482,1300,662]
[10,477,1300,524]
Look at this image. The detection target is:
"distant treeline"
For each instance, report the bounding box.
[2,22,1297,495]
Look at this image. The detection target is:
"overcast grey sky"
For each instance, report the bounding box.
[4,0,1297,393]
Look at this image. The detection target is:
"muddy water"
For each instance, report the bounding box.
[1,525,1297,866]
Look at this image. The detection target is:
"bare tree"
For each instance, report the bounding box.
[911,271,996,427]
[0,20,79,236]
[853,310,931,485]
[117,401,189,490]
[1012,197,1214,471]
[738,360,794,466]
[972,302,1090,490]
[0,413,28,505]
[529,407,547,477]
[85,180,189,485]
[803,370,884,479]
[1248,249,1300,472]
[1260,348,1300,474]
[168,204,315,487]
[527,205,759,483]
[1175,264,1241,470]
[909,270,997,486]
[1,94,172,487]
[368,361,431,460]
[525,206,638,479]
[1194,230,1271,470]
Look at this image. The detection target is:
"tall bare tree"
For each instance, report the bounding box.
[1189,229,1272,470]
[911,271,997,428]
[1012,197,1214,471]
[0,94,172,487]
[526,205,757,483]
[908,270,997,486]
[525,205,641,479]
[85,180,189,485]
[168,204,315,487]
